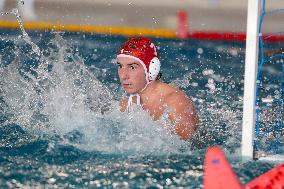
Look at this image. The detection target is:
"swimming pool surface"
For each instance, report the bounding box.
[0,29,282,188]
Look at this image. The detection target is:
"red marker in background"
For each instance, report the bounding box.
[177,10,188,39]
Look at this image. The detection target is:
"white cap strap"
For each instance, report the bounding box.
[127,94,141,112]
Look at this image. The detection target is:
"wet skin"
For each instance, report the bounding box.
[117,56,199,140]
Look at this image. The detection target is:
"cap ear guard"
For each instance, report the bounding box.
[148,57,161,81]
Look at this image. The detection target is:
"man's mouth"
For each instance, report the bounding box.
[122,83,132,88]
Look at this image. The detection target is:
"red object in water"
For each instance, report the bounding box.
[203,146,242,189]
[245,163,284,189]
[203,146,284,189]
[177,10,188,39]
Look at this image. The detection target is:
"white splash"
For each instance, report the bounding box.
[0,31,188,155]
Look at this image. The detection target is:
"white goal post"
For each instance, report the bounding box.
[241,0,261,159]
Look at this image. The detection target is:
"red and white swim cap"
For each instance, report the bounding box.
[117,37,161,83]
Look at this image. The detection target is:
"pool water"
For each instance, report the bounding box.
[0,29,282,188]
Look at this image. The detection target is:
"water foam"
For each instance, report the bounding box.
[0,25,188,155]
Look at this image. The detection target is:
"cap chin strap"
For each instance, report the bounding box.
[127,93,141,112]
[126,79,151,112]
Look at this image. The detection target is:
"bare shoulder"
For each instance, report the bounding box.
[162,84,199,140]
[163,85,194,110]
[119,97,128,112]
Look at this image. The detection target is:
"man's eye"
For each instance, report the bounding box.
[130,66,135,70]
[117,64,122,68]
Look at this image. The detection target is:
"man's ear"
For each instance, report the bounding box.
[149,57,160,81]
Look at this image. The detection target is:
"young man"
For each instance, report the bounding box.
[116,37,199,140]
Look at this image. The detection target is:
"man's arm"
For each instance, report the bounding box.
[165,91,199,140]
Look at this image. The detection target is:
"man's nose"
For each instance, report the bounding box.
[119,68,129,80]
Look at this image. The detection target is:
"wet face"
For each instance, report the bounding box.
[117,56,147,94]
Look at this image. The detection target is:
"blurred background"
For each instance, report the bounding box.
[0,0,284,37]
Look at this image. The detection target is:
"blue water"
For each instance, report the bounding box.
[0,29,282,188]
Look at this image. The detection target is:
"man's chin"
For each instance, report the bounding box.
[124,90,138,94]
[123,88,138,94]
